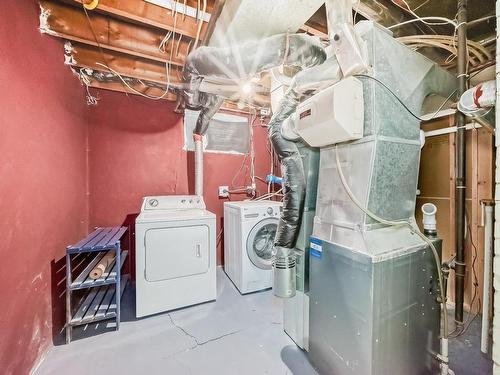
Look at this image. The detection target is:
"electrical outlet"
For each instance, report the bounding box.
[218,186,229,198]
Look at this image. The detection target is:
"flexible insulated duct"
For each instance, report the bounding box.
[182,32,326,127]
[182,33,326,201]
[269,58,342,298]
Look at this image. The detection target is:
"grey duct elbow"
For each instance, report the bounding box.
[268,102,306,299]
[273,246,297,298]
[192,95,223,198]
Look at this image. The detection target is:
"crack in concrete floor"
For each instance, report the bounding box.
[167,313,246,349]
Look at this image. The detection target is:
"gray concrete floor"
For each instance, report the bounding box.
[36,268,492,375]
[448,309,493,375]
[36,268,316,375]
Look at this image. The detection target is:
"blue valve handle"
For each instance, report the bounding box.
[266,174,283,184]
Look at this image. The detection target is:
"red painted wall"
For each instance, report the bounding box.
[88,90,272,265]
[0,2,88,374]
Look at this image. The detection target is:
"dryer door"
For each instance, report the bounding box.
[246,218,278,270]
[144,225,209,281]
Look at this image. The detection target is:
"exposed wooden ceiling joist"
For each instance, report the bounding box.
[87,74,262,114]
[41,0,190,67]
[59,0,211,39]
[66,42,182,85]
[87,77,178,101]
[202,0,225,46]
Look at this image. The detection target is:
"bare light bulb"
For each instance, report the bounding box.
[241,82,252,95]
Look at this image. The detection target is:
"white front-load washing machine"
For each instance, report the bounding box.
[135,195,216,318]
[223,200,282,294]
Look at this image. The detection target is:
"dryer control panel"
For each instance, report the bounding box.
[141,195,206,211]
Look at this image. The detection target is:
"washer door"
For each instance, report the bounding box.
[246,218,278,270]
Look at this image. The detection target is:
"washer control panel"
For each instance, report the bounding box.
[239,201,282,221]
[142,195,206,211]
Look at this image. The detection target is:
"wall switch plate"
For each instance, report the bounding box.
[218,186,229,198]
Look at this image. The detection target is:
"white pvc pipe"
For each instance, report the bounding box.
[458,80,496,116]
[482,204,494,354]
[194,136,203,196]
[440,338,450,375]
[493,0,500,369]
[422,203,437,231]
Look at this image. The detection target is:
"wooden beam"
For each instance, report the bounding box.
[66,42,182,85]
[88,78,178,101]
[202,0,224,45]
[60,0,209,40]
[299,25,328,39]
[40,0,190,66]
[87,78,256,115]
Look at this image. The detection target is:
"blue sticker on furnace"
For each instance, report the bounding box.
[310,237,323,259]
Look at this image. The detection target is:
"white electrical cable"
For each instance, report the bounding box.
[255,188,283,201]
[334,146,449,339]
[192,0,206,50]
[389,17,458,30]
[79,69,100,105]
[397,0,456,27]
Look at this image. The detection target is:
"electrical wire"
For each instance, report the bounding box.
[394,0,455,27]
[254,188,283,201]
[334,148,449,339]
[388,17,458,30]
[192,0,206,50]
[79,68,100,105]
[353,74,456,122]
[398,35,492,68]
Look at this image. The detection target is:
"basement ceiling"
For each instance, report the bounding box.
[39,0,496,110]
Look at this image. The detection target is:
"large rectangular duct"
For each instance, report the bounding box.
[208,0,324,47]
[313,22,456,251]
[308,22,456,375]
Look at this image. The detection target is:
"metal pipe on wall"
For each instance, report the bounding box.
[454,0,468,326]
[194,134,204,196]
